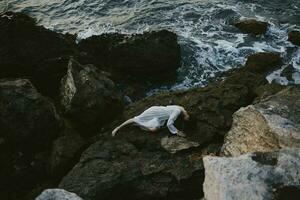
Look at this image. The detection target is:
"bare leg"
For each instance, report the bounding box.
[112,118,134,136]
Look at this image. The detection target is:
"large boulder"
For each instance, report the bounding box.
[58,52,282,200]
[36,189,83,200]
[59,136,212,200]
[234,19,269,35]
[60,59,123,135]
[77,30,181,84]
[203,149,300,200]
[0,79,60,198]
[222,86,300,156]
[288,30,300,46]
[0,12,76,82]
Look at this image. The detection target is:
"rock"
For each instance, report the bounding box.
[60,59,123,135]
[245,52,282,73]
[58,52,282,200]
[281,64,296,82]
[222,86,300,156]
[254,83,286,102]
[36,189,83,200]
[0,12,76,84]
[50,133,86,177]
[0,12,181,99]
[59,137,208,200]
[161,136,200,154]
[288,30,300,46]
[124,52,282,145]
[234,19,269,35]
[78,30,181,84]
[0,79,60,198]
[203,149,300,200]
[32,57,70,99]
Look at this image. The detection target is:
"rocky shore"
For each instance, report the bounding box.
[1,12,299,200]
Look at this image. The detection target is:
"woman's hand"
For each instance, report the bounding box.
[177,131,186,137]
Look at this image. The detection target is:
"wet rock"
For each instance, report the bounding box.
[203,149,300,200]
[281,64,296,82]
[60,59,123,135]
[161,136,200,154]
[234,19,269,35]
[0,12,76,81]
[288,30,300,46]
[78,30,181,84]
[222,86,300,156]
[36,189,83,200]
[245,52,282,73]
[58,52,282,200]
[0,79,60,198]
[0,12,181,99]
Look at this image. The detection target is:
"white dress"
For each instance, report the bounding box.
[133,105,182,134]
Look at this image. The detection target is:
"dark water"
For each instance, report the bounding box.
[2,0,300,92]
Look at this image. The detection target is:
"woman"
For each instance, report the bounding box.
[112,105,190,137]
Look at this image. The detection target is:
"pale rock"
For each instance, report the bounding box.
[222,86,300,156]
[36,189,83,200]
[161,136,199,153]
[203,149,300,200]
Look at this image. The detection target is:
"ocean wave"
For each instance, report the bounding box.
[7,0,300,92]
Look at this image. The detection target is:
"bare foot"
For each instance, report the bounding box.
[149,127,158,132]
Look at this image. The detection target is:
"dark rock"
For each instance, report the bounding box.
[288,30,300,46]
[78,30,181,84]
[281,64,296,82]
[234,19,269,35]
[58,52,282,200]
[254,82,286,102]
[50,133,86,178]
[245,52,282,73]
[273,186,300,200]
[32,57,70,99]
[0,79,60,198]
[59,137,208,200]
[251,152,278,166]
[0,12,181,100]
[0,12,76,80]
[60,59,123,135]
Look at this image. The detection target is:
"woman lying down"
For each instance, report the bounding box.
[112,105,190,137]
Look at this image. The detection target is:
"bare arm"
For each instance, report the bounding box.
[167,110,181,134]
[112,118,134,136]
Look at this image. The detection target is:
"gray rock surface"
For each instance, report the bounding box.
[60,59,123,135]
[36,189,83,200]
[222,86,300,156]
[203,149,300,200]
[161,136,199,154]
